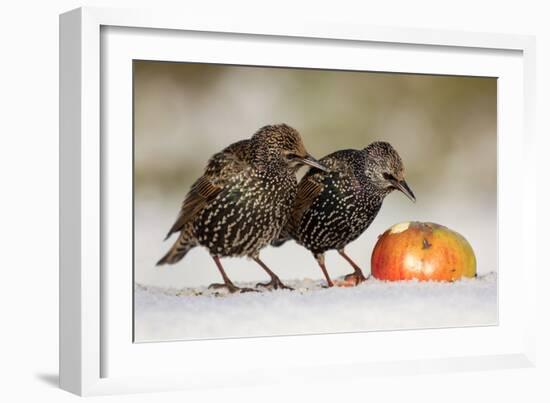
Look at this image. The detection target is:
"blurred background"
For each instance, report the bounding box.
[134,61,496,288]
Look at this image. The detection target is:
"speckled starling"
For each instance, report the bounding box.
[156,124,327,293]
[273,141,415,287]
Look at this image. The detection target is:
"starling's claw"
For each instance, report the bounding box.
[321,280,335,288]
[256,278,294,291]
[239,287,259,293]
[344,272,367,285]
[252,257,292,291]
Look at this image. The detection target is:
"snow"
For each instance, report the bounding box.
[134,272,497,342]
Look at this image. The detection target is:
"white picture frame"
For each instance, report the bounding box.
[59,6,537,396]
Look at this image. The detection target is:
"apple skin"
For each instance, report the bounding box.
[371,222,476,281]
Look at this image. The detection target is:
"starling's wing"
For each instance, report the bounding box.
[287,174,324,234]
[164,141,250,240]
[288,155,352,234]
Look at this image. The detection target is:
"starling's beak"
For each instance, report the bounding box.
[391,178,416,202]
[297,154,329,172]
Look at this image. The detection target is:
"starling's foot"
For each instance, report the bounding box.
[321,280,335,288]
[344,272,367,285]
[239,287,259,293]
[208,283,257,293]
[256,278,294,291]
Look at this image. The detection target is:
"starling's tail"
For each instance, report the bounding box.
[156,234,196,266]
[271,228,291,248]
[271,237,290,247]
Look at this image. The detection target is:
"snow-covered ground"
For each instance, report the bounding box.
[134,272,497,342]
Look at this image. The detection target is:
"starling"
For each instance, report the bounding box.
[274,141,415,287]
[156,124,327,293]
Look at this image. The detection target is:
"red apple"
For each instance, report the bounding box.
[371,222,476,281]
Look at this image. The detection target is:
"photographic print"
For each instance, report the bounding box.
[133,61,497,342]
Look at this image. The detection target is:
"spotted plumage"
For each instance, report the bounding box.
[274,141,415,287]
[157,124,327,293]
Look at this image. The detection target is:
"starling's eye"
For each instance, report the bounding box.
[383,172,396,181]
[286,153,298,160]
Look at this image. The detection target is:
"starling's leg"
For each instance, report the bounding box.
[337,249,368,285]
[253,257,293,290]
[208,256,256,293]
[315,253,334,287]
